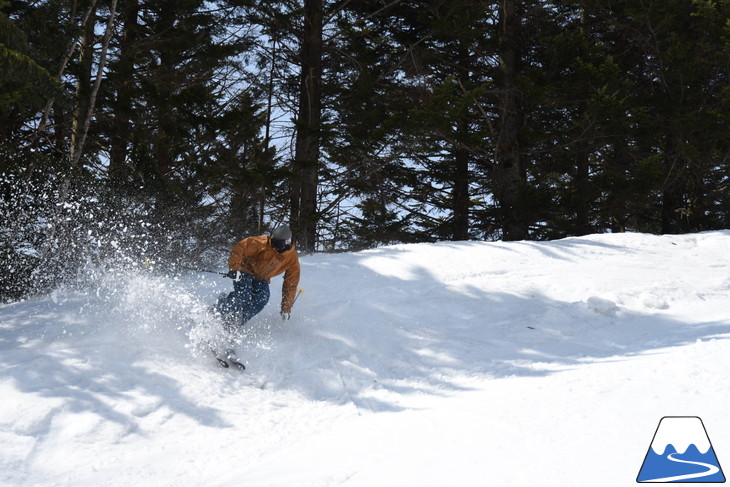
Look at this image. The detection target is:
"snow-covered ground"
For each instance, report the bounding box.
[2,231,730,486]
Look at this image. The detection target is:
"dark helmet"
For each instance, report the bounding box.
[271,224,292,253]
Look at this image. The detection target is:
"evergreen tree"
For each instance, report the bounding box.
[329,1,501,243]
[95,0,268,258]
[0,4,59,155]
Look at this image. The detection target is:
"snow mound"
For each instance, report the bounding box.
[586,296,619,316]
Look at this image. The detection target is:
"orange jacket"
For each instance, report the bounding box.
[228,235,300,313]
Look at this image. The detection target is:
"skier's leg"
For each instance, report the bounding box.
[217,275,253,314]
[208,275,251,355]
[240,277,270,324]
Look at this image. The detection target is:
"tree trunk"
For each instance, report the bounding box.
[259,36,278,234]
[70,0,118,168]
[36,0,98,148]
[291,0,323,253]
[495,0,527,241]
[452,41,471,242]
[68,2,97,164]
[661,129,690,234]
[109,0,138,176]
[453,123,470,241]
[43,0,118,262]
[607,141,629,233]
[575,151,591,235]
[154,3,177,181]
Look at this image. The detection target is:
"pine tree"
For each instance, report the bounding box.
[328,0,501,243]
[0,6,58,152]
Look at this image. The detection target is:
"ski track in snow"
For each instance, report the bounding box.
[1,231,730,486]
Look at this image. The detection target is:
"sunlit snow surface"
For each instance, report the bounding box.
[2,231,730,486]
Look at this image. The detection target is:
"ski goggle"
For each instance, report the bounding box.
[271,238,292,253]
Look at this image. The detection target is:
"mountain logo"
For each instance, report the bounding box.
[637,416,725,483]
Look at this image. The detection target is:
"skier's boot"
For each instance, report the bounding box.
[225,348,246,370]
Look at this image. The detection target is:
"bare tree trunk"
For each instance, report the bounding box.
[35,0,98,148]
[41,0,118,261]
[68,1,98,165]
[290,0,323,253]
[260,36,278,234]
[70,0,118,167]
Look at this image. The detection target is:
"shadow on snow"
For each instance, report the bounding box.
[232,248,730,413]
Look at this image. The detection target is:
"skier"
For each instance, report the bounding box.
[210,225,300,369]
[215,224,300,325]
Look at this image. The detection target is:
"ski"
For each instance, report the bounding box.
[209,348,246,370]
[227,358,246,370]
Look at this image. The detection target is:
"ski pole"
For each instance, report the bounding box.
[281,288,304,321]
[182,266,228,276]
[292,288,304,306]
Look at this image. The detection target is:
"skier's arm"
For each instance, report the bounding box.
[280,254,300,314]
[228,238,251,271]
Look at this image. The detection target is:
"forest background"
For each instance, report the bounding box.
[1,0,729,301]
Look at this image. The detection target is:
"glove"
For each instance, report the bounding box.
[281,311,291,321]
[226,270,242,281]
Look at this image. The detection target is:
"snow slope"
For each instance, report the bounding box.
[2,231,730,486]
